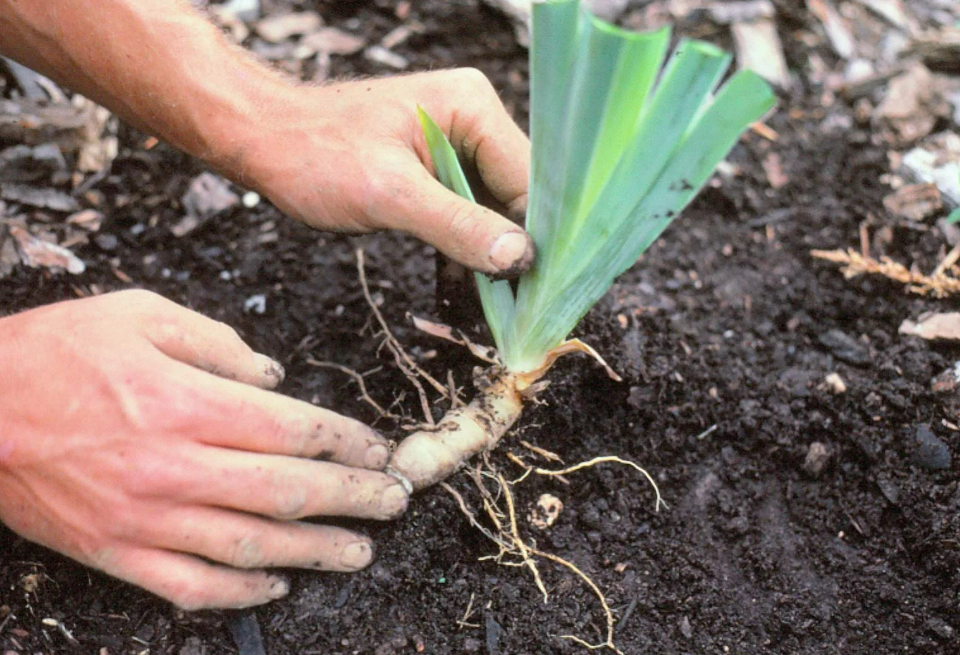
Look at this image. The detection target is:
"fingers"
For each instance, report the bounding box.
[148,506,374,573]
[170,446,408,521]
[141,297,284,390]
[95,546,289,611]
[380,167,535,277]
[187,368,390,469]
[441,70,531,218]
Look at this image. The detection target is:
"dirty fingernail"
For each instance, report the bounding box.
[255,354,285,384]
[339,541,374,570]
[364,444,390,470]
[267,576,289,599]
[379,484,409,518]
[489,231,534,274]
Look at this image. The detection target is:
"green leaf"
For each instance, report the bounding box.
[417,2,775,372]
[947,206,960,224]
[416,107,516,356]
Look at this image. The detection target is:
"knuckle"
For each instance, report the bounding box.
[226,534,267,569]
[271,412,312,457]
[452,67,493,92]
[444,202,485,250]
[270,477,308,519]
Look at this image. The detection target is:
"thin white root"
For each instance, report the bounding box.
[388,375,524,492]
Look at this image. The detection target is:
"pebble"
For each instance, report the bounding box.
[179,637,206,655]
[823,372,847,394]
[242,191,260,208]
[244,294,267,315]
[818,329,870,365]
[679,615,693,639]
[912,425,951,470]
[925,617,954,640]
[875,476,900,505]
[803,442,831,477]
[94,233,118,251]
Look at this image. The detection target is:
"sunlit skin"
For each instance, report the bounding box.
[0,0,531,609]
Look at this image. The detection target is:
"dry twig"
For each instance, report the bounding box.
[305,359,400,421]
[812,247,960,298]
[356,248,450,423]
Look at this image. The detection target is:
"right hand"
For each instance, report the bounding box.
[0,290,407,610]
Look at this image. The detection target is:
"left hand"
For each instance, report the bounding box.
[234,69,534,277]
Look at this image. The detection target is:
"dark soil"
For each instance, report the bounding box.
[1,1,958,654]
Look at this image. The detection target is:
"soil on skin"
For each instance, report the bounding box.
[1,1,958,654]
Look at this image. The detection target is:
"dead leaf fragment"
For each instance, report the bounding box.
[762,152,789,189]
[528,494,563,530]
[900,312,960,341]
[297,27,366,56]
[807,0,855,59]
[1,184,80,212]
[882,183,943,221]
[66,208,104,232]
[874,63,950,144]
[9,224,85,274]
[255,11,322,43]
[731,19,791,89]
[175,172,240,237]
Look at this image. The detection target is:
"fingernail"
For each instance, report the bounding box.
[489,231,534,274]
[255,354,285,383]
[363,444,390,470]
[379,483,409,518]
[339,541,374,570]
[267,576,289,600]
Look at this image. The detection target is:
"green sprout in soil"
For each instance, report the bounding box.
[387,0,775,491]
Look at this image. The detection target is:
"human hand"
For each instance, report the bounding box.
[235,70,534,277]
[0,290,407,610]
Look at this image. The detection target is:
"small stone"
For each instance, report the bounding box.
[875,476,900,505]
[823,372,847,394]
[679,615,693,639]
[818,329,870,366]
[244,294,266,315]
[242,191,260,208]
[912,425,952,470]
[803,442,831,477]
[527,493,563,530]
[926,617,955,640]
[179,637,206,655]
[463,637,482,652]
[93,234,120,252]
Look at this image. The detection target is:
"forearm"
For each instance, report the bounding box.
[0,0,288,174]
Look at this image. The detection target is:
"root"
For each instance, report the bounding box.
[356,248,449,424]
[532,456,667,512]
[443,453,665,655]
[305,359,401,422]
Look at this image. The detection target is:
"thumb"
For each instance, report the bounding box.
[381,169,536,277]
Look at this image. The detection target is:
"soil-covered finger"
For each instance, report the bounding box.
[175,448,408,521]
[143,301,284,390]
[93,545,288,610]
[143,506,375,572]
[181,363,389,469]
